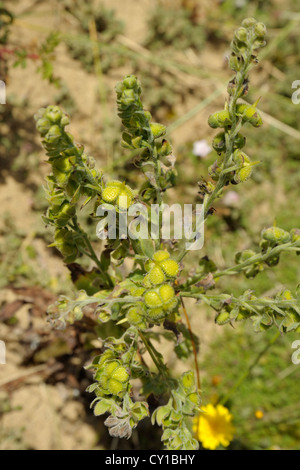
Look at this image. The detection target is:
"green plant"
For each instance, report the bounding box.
[145,4,205,51]
[35,18,300,450]
[63,1,125,74]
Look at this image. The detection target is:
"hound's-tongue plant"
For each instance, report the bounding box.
[36,19,300,449]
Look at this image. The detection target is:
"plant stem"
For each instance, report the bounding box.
[180,297,201,392]
[203,37,255,219]
[180,240,299,289]
[139,331,169,381]
[71,218,114,288]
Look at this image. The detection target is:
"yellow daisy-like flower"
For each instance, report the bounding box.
[193,404,235,450]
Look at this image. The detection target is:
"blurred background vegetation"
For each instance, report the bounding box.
[0,0,299,450]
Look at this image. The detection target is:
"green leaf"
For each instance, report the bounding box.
[94,400,111,416]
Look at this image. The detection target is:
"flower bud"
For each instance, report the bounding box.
[146,307,165,322]
[149,265,165,285]
[153,250,170,262]
[46,106,63,123]
[212,132,226,152]
[160,259,179,277]
[144,290,163,309]
[234,164,252,183]
[36,117,51,136]
[262,226,290,245]
[254,22,267,39]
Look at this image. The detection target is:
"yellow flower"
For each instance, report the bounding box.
[254,409,264,420]
[193,404,235,450]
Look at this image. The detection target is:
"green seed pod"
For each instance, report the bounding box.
[160,259,179,277]
[144,290,163,309]
[131,136,143,149]
[144,111,152,122]
[212,132,245,153]
[265,255,280,267]
[126,306,147,330]
[98,350,116,366]
[110,366,129,383]
[101,181,134,209]
[181,371,195,391]
[234,133,246,149]
[52,157,73,187]
[235,249,256,263]
[146,307,165,322]
[149,265,165,285]
[187,392,200,406]
[233,150,251,166]
[208,158,223,180]
[243,106,262,127]
[104,361,120,377]
[262,226,291,245]
[158,139,172,157]
[150,123,166,139]
[237,104,262,127]
[236,307,252,321]
[280,289,293,301]
[159,284,177,312]
[234,164,252,183]
[153,250,170,262]
[54,228,78,261]
[144,284,177,319]
[208,110,231,129]
[215,310,230,325]
[212,132,226,152]
[129,285,145,297]
[54,201,76,227]
[142,274,153,289]
[107,379,124,396]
